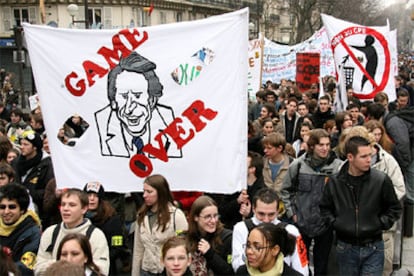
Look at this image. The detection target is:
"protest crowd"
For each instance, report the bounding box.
[0,43,414,276]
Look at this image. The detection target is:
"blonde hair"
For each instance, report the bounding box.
[337,126,375,158]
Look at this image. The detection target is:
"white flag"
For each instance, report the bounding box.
[23,9,248,193]
[321,14,395,102]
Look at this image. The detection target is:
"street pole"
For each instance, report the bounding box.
[84,0,89,29]
[13,27,26,109]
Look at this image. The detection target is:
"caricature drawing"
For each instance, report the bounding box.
[95,51,182,158]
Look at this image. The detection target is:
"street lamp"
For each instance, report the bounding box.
[67,3,89,29]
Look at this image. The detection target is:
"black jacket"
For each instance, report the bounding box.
[14,155,54,226]
[217,176,265,230]
[311,108,335,129]
[201,228,234,275]
[320,162,402,245]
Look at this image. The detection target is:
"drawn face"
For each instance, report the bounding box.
[115,71,153,136]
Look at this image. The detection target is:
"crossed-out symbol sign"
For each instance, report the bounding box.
[330,26,390,99]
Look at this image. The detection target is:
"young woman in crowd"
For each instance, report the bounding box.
[291,121,313,158]
[6,148,19,164]
[364,119,394,154]
[83,182,129,275]
[161,236,193,276]
[236,223,301,276]
[0,135,13,164]
[252,103,277,136]
[187,195,234,275]
[331,111,353,148]
[56,233,103,276]
[132,174,188,275]
[261,118,275,137]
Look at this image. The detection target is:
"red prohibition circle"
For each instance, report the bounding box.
[330,26,390,99]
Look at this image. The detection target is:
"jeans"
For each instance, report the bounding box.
[336,239,384,276]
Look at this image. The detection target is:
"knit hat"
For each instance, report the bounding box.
[83,181,105,199]
[20,130,43,152]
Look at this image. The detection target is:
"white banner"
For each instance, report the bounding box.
[248,35,263,101]
[390,29,399,77]
[262,28,336,84]
[23,9,248,193]
[321,14,395,101]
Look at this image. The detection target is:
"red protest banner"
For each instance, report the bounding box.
[296,53,320,93]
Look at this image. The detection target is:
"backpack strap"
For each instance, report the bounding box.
[46,224,95,253]
[85,224,96,239]
[244,218,255,232]
[46,224,61,253]
[277,221,288,228]
[292,161,302,192]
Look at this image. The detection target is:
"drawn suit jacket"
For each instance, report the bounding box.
[95,103,182,158]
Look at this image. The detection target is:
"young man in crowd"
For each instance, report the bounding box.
[34,188,109,275]
[232,187,309,275]
[262,133,292,196]
[12,130,54,229]
[320,136,402,275]
[281,129,343,275]
[0,184,41,275]
[311,95,335,128]
[277,97,300,143]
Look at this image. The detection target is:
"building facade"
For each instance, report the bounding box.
[0,0,292,100]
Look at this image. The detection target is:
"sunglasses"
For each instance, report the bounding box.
[0,204,18,210]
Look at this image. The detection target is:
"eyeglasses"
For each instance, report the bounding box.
[243,243,272,253]
[0,204,17,210]
[199,213,220,221]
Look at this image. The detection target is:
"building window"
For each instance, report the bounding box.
[176,12,182,22]
[141,9,150,26]
[13,8,29,26]
[160,11,166,24]
[88,8,102,27]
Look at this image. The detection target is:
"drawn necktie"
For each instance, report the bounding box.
[132,136,144,154]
